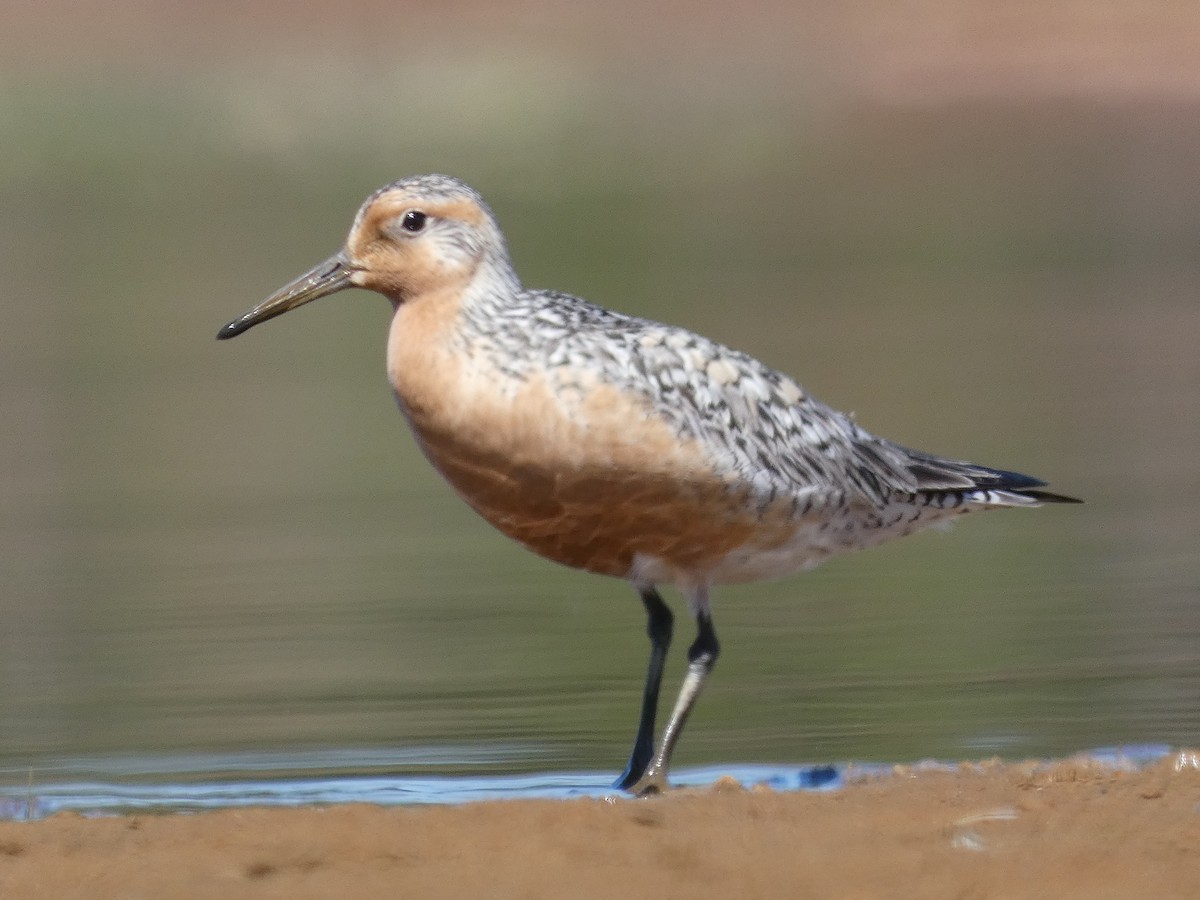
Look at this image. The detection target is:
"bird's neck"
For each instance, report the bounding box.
[385,257,522,391]
[461,254,521,312]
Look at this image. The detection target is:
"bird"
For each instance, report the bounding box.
[217,174,1080,795]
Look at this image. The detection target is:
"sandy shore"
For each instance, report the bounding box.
[2,754,1198,899]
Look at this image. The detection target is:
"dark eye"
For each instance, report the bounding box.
[400,210,427,233]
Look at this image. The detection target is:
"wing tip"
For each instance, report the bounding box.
[973,466,1082,504]
[1012,489,1084,505]
[910,458,1082,505]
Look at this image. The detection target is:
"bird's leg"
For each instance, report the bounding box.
[628,608,720,796]
[614,586,674,790]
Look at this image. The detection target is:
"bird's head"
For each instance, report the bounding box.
[217,174,512,339]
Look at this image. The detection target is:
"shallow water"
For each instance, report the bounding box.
[0,746,1174,820]
[2,67,1199,796]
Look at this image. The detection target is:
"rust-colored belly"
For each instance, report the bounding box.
[413,424,762,578]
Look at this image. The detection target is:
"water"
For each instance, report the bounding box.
[2,54,1200,806]
[0,755,848,819]
[0,746,1174,820]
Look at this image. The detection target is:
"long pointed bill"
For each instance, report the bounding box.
[216,253,355,340]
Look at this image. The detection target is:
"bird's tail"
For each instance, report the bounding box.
[903,452,1083,507]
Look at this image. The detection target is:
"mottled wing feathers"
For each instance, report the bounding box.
[620,326,1083,509]
[476,288,1078,510]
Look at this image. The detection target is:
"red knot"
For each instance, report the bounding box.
[218,174,1080,794]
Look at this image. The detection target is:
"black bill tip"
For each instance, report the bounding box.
[216,318,252,340]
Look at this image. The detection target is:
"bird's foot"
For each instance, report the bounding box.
[625,765,669,797]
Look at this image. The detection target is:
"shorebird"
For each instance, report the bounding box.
[218,174,1079,794]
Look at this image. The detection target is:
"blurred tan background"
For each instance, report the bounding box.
[2,2,1198,781]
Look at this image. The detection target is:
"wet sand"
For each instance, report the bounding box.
[2,753,1198,898]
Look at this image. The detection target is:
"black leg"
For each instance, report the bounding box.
[626,607,720,795]
[688,611,719,670]
[613,586,674,790]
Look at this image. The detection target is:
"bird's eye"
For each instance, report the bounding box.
[400,210,428,233]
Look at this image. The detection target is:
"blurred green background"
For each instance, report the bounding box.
[2,2,1199,780]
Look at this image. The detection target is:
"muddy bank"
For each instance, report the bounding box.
[2,754,1198,899]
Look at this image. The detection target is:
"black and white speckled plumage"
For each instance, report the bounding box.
[458,270,1066,519]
